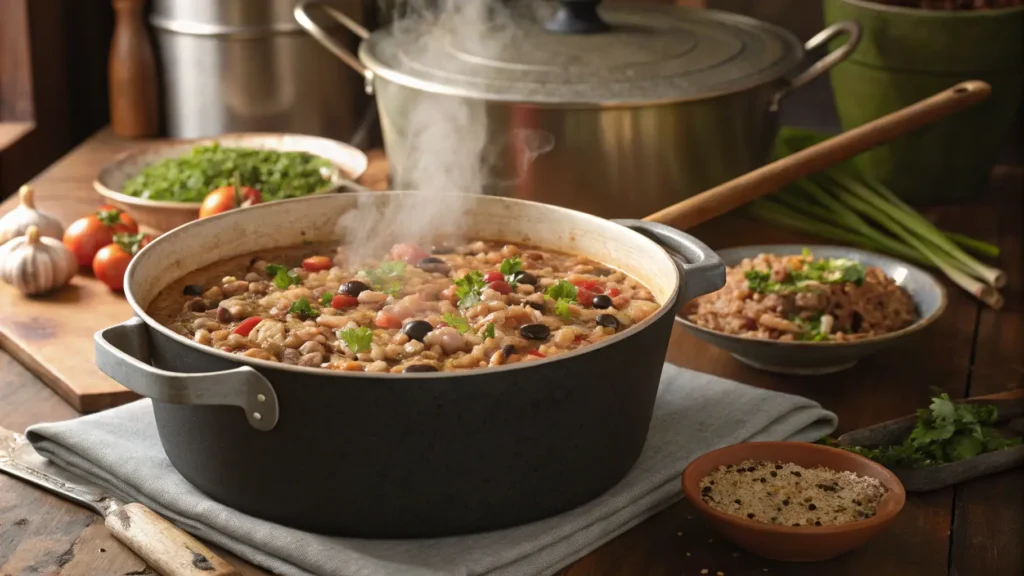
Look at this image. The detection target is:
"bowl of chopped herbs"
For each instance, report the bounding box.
[824,391,1024,491]
[676,245,946,374]
[94,133,368,233]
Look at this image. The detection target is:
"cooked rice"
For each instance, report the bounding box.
[683,251,917,342]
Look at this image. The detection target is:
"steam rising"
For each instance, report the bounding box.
[334,0,553,264]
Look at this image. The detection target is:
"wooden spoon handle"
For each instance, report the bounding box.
[105,503,240,576]
[643,80,992,228]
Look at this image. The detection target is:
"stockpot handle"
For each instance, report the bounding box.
[95,317,279,432]
[612,220,725,307]
[294,1,372,82]
[773,21,861,109]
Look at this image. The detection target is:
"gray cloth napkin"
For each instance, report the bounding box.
[26,363,836,576]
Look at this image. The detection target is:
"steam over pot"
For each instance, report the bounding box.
[295,0,860,219]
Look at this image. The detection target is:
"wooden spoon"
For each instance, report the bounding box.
[643,80,992,228]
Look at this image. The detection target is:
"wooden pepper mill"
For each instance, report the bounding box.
[109,0,160,138]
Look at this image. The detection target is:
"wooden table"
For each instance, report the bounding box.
[1,130,1021,576]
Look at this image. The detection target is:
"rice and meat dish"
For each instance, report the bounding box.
[683,250,917,342]
[150,240,661,372]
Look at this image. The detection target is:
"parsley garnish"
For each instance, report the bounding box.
[744,270,780,294]
[337,327,373,354]
[288,296,318,319]
[454,271,487,309]
[545,280,578,320]
[500,257,523,286]
[442,313,471,333]
[321,292,333,307]
[745,250,867,295]
[362,260,406,296]
[822,392,1022,468]
[266,264,300,290]
[482,323,495,339]
[793,315,827,342]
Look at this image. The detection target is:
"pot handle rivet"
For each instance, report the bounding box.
[772,20,862,110]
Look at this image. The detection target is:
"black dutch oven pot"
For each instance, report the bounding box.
[95,192,725,537]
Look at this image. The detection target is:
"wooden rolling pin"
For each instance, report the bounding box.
[643,80,992,228]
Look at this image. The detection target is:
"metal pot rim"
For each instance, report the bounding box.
[121,192,687,380]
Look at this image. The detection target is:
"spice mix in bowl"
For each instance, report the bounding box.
[682,441,905,562]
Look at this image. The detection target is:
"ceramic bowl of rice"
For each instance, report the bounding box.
[676,245,946,375]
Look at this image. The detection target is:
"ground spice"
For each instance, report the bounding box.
[697,459,886,527]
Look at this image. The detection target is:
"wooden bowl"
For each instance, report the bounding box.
[94,133,369,235]
[681,441,906,562]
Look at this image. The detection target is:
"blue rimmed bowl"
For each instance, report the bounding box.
[675,244,947,375]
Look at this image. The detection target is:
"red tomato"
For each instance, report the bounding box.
[90,232,154,290]
[233,317,263,337]
[375,311,403,329]
[198,185,262,218]
[571,279,604,294]
[482,271,504,283]
[96,206,139,234]
[331,294,358,309]
[487,280,512,294]
[528,350,546,358]
[607,287,621,298]
[302,256,333,272]
[65,216,114,267]
[576,288,595,307]
[389,243,429,265]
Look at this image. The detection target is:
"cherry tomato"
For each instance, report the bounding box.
[331,294,358,309]
[576,288,595,307]
[198,185,262,219]
[91,232,154,290]
[375,311,403,329]
[302,256,333,272]
[571,279,604,294]
[487,280,512,294]
[233,317,263,337]
[483,271,504,283]
[389,243,429,265]
[65,216,114,267]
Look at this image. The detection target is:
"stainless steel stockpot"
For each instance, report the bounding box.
[295,0,860,219]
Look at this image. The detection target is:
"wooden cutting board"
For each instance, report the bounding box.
[0,130,390,412]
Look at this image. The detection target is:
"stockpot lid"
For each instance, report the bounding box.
[359,0,806,105]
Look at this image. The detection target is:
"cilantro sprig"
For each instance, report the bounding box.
[482,323,495,339]
[823,392,1022,468]
[337,327,373,354]
[288,296,318,319]
[745,249,867,295]
[266,264,300,290]
[442,313,471,333]
[362,261,406,296]
[321,292,333,307]
[545,280,578,320]
[500,256,524,287]
[454,271,487,309]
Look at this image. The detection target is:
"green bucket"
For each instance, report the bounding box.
[823,0,1023,204]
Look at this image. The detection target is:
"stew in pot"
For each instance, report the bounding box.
[149,240,662,373]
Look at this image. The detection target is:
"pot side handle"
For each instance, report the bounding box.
[773,21,862,109]
[294,1,372,86]
[94,317,279,432]
[612,220,725,306]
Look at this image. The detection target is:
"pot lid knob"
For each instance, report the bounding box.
[544,0,609,34]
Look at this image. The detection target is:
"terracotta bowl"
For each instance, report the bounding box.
[94,132,369,235]
[681,441,906,562]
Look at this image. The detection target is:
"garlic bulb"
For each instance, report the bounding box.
[0,225,77,295]
[0,185,65,245]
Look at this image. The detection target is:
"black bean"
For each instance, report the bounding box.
[596,314,620,330]
[775,464,784,470]
[525,301,545,312]
[791,471,802,477]
[734,499,742,504]
[183,284,204,296]
[404,364,438,373]
[591,294,613,309]
[747,513,756,519]
[520,323,551,340]
[770,471,777,477]
[814,521,822,526]
[808,503,817,511]
[517,272,538,286]
[501,344,517,357]
[782,499,790,506]
[701,486,712,494]
[401,320,434,342]
[339,280,371,297]
[417,257,451,275]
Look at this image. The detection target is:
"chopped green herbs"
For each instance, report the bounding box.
[288,296,318,319]
[482,323,495,339]
[744,250,866,294]
[545,280,578,321]
[744,270,780,294]
[121,143,334,202]
[442,313,471,333]
[455,271,487,309]
[321,292,333,307]
[500,257,523,286]
[362,261,406,296]
[337,327,373,354]
[265,264,300,290]
[822,393,1022,468]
